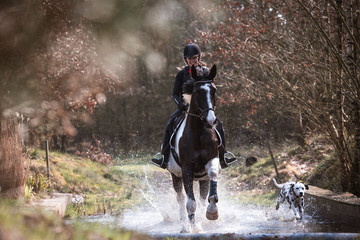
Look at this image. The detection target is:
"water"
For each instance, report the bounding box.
[80,165,360,235]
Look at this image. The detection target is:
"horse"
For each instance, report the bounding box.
[166,64,221,232]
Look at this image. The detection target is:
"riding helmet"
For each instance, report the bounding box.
[183,43,201,59]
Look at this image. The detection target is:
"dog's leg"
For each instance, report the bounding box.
[298,206,303,219]
[276,194,285,210]
[298,198,304,219]
[291,203,301,220]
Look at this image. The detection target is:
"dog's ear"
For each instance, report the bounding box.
[305,185,309,190]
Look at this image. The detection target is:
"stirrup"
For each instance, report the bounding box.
[151,152,166,169]
[224,151,237,166]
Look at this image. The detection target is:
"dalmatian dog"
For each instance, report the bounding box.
[272,178,309,220]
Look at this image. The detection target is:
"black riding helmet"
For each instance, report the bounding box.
[183,43,201,60]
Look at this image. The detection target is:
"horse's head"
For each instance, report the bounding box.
[190,64,217,127]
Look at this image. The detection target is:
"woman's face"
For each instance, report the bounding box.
[186,56,199,67]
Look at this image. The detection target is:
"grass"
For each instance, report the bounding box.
[235,190,278,206]
[224,155,279,206]
[25,149,156,218]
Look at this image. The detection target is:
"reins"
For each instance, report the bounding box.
[184,111,202,119]
[184,107,216,120]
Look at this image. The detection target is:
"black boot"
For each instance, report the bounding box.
[215,119,237,169]
[152,123,171,169]
[151,146,170,169]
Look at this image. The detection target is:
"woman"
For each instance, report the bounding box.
[152,43,236,169]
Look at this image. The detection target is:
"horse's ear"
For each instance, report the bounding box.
[191,65,200,81]
[208,64,217,81]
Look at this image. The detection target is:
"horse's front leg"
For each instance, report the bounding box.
[182,166,196,226]
[205,157,220,220]
[171,173,186,222]
[199,180,209,206]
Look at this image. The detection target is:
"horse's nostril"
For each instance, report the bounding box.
[207,119,216,128]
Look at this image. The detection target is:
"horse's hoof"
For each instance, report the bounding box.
[193,223,203,233]
[180,223,190,233]
[206,201,218,220]
[206,209,218,220]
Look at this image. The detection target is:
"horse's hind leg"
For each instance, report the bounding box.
[199,180,209,206]
[171,174,186,222]
[205,157,220,220]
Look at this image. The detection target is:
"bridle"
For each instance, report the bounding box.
[183,80,222,148]
[184,80,216,121]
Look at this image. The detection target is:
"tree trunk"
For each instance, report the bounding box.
[350,101,360,196]
[334,0,350,190]
[0,117,25,199]
[294,111,306,148]
[345,0,360,196]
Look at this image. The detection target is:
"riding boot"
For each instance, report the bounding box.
[151,145,170,169]
[215,119,237,169]
[151,122,172,169]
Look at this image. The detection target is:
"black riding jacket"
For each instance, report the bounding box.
[172,65,209,107]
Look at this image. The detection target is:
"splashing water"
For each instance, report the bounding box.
[83,164,360,235]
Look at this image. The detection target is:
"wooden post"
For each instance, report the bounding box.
[46,140,50,180]
[267,141,280,180]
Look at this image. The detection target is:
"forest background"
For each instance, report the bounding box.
[0,0,359,198]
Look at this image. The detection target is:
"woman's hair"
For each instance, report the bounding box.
[199,60,207,67]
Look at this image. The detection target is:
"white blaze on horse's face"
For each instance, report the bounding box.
[200,84,216,126]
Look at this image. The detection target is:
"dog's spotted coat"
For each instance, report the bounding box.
[272,178,309,220]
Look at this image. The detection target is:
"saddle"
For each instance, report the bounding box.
[171,112,186,133]
[168,113,186,166]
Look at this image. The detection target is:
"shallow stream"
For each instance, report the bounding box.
[81,165,360,235]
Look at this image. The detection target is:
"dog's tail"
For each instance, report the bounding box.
[272,178,283,189]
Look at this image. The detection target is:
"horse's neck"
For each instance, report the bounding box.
[187,101,204,131]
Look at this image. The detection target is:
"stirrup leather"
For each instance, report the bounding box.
[224,151,237,166]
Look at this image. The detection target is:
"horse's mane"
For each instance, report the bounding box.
[182,66,210,94]
[182,79,195,94]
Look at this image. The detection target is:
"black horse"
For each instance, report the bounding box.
[166,64,221,232]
